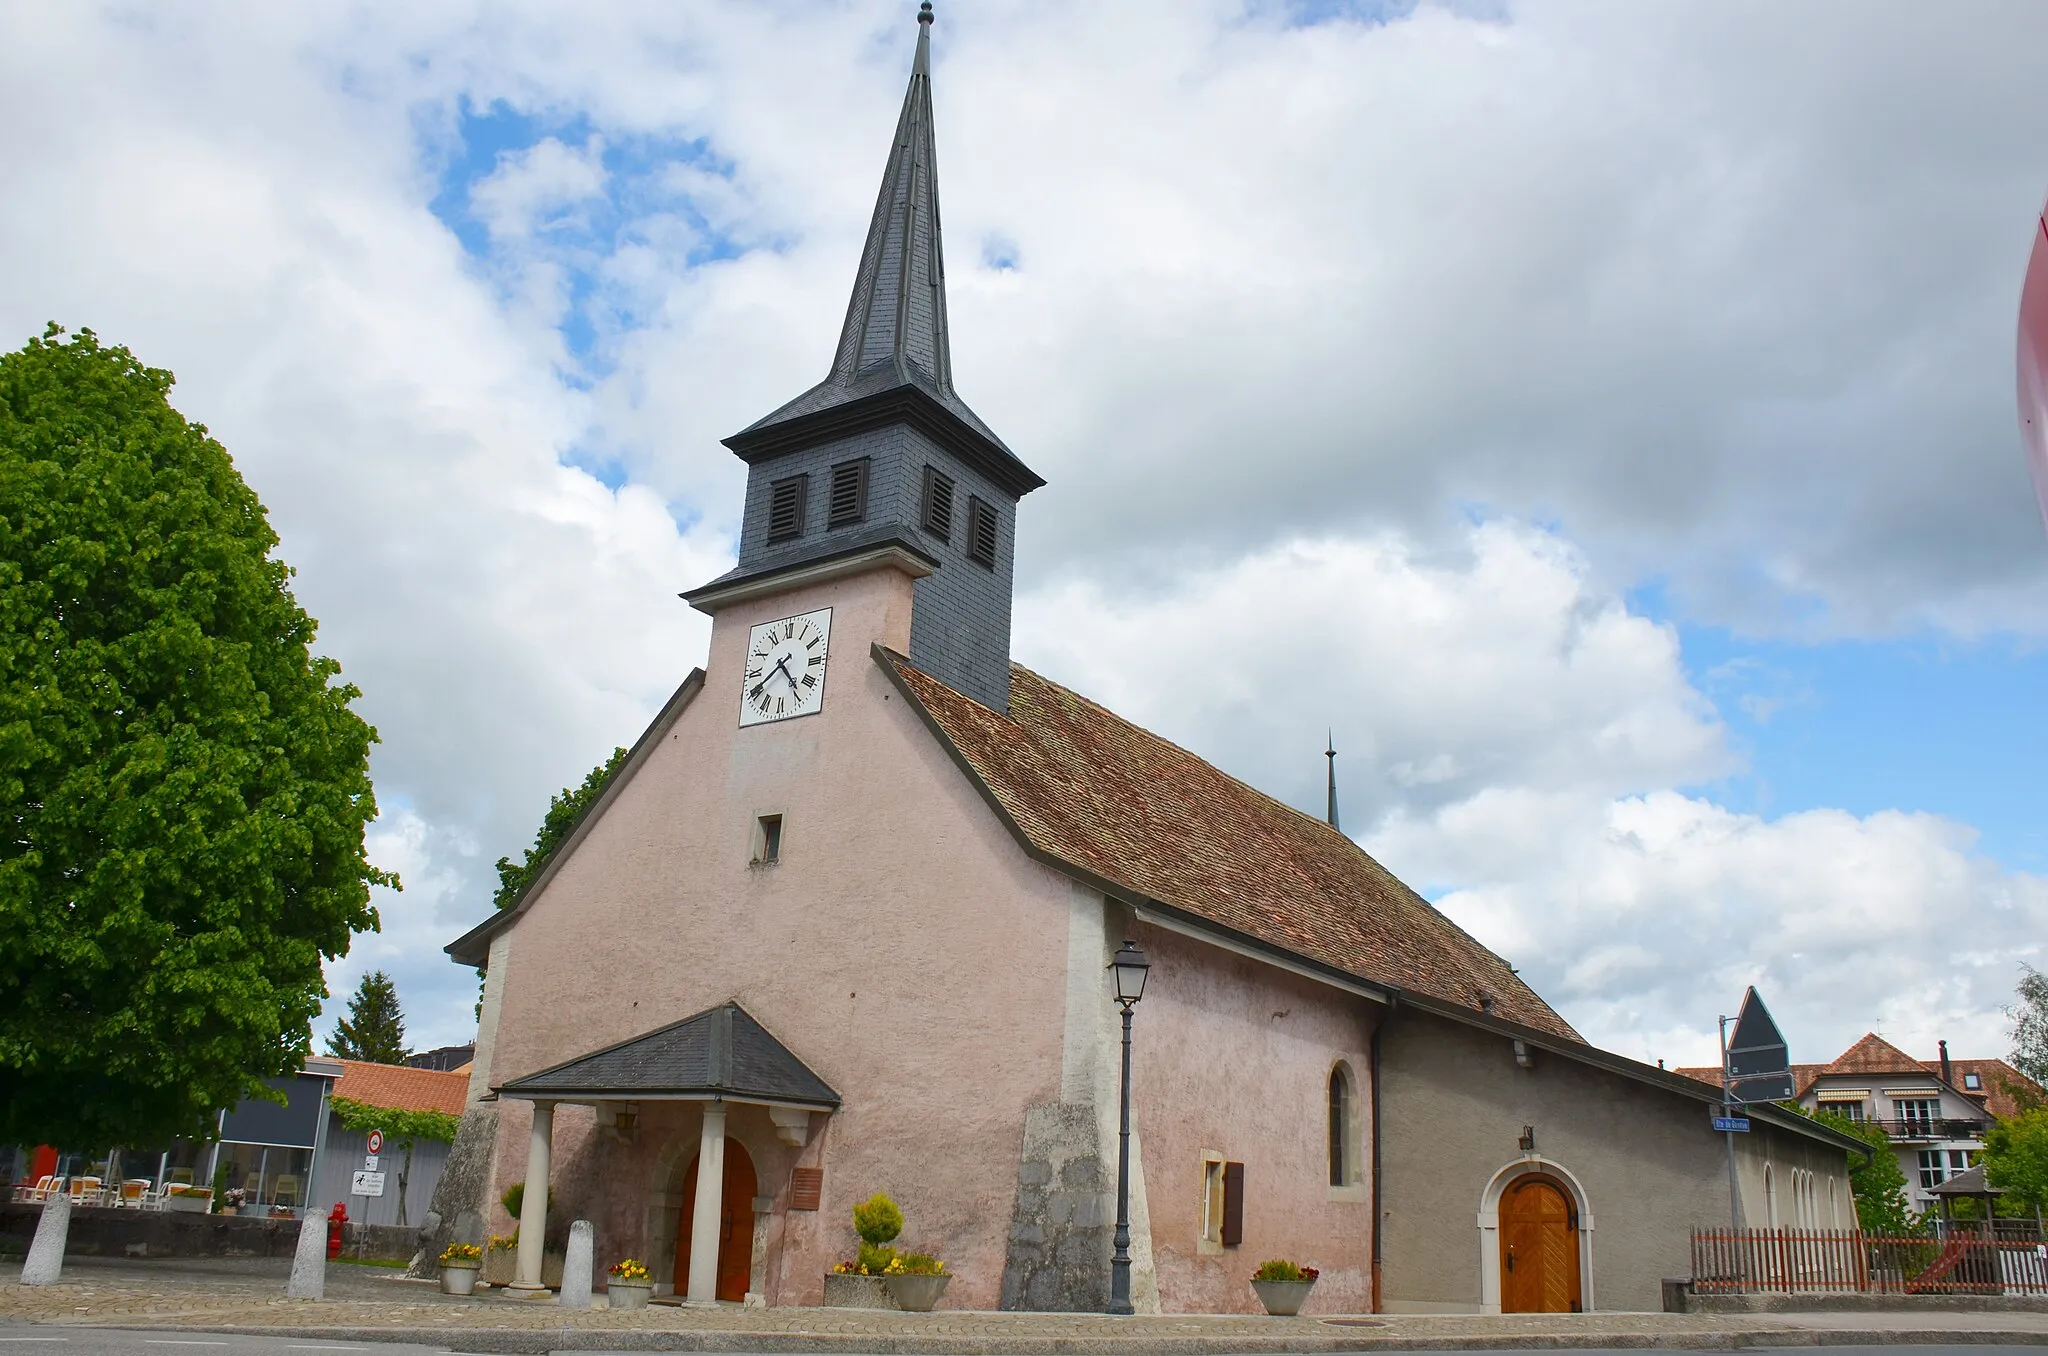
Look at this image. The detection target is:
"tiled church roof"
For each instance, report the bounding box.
[332,1060,468,1117]
[880,648,1580,1040]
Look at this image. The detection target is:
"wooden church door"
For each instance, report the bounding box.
[674,1140,758,1302]
[1499,1176,1581,1313]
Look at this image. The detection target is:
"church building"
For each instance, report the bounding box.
[436,5,1859,1316]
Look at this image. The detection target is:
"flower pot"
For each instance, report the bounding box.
[440,1264,480,1296]
[882,1273,951,1312]
[607,1280,653,1310]
[1251,1279,1315,1316]
[823,1273,897,1309]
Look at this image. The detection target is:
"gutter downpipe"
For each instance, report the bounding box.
[1370,994,1396,1313]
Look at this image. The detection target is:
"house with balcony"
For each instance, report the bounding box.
[1689,1033,2040,1216]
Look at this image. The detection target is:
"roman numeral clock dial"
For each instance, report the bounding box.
[737,607,832,727]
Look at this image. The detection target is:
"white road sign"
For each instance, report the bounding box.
[363,1154,379,1171]
[350,1171,387,1198]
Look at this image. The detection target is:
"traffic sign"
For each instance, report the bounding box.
[366,1129,384,1155]
[363,1154,379,1171]
[1725,988,1794,1104]
[1713,1116,1752,1133]
[350,1171,387,1197]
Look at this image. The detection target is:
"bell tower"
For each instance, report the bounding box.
[684,2,1041,714]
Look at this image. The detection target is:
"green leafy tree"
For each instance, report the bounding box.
[1983,1106,2048,1219]
[1799,1107,1918,1233]
[2009,965,2048,1091]
[0,325,392,1150]
[329,1095,458,1228]
[326,970,409,1064]
[493,747,627,909]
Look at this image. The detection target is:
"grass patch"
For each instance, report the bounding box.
[335,1255,409,1269]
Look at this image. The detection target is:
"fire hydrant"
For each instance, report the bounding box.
[326,1202,348,1259]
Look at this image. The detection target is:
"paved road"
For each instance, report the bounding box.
[6,1337,2047,1356]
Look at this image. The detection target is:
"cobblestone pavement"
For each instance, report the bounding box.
[5,1260,2048,1353]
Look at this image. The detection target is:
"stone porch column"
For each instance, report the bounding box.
[685,1103,727,1305]
[509,1100,554,1294]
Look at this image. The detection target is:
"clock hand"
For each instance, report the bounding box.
[773,656,801,691]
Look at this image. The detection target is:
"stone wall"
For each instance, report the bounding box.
[0,1203,415,1262]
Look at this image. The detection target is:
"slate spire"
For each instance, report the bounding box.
[1325,732,1341,833]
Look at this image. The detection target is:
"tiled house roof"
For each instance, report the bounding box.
[332,1060,468,1117]
[1676,1036,2044,1121]
[880,649,1579,1040]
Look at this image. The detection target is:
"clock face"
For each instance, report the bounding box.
[738,608,832,727]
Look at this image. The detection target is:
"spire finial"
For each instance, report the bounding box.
[1324,732,1341,833]
[918,1,934,24]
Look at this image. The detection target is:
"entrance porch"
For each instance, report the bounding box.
[493,1001,839,1304]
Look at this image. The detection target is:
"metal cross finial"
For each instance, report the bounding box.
[918,1,934,24]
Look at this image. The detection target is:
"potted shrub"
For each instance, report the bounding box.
[882,1253,950,1312]
[1249,1259,1319,1315]
[607,1258,653,1310]
[823,1193,904,1309]
[217,1187,247,1216]
[439,1243,483,1296]
[165,1185,212,1214]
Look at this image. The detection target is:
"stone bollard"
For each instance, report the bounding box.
[21,1193,71,1286]
[287,1212,328,1300]
[560,1220,594,1309]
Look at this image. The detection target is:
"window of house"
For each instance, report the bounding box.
[1202,1160,1224,1241]
[753,814,783,865]
[1896,1098,1939,1129]
[1328,1064,1354,1187]
[768,475,808,543]
[921,465,955,541]
[967,497,999,568]
[1201,1159,1244,1245]
[1963,1072,1981,1090]
[1918,1150,1946,1190]
[827,458,869,528]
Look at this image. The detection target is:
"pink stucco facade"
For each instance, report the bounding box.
[471,558,1386,1311]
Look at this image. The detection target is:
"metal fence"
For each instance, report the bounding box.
[1692,1227,2048,1296]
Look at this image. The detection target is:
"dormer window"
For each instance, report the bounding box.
[1964,1072,1981,1090]
[967,496,999,568]
[768,475,808,543]
[922,466,955,541]
[828,458,870,528]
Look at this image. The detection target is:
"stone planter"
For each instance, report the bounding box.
[607,1280,653,1310]
[483,1249,516,1287]
[822,1273,897,1309]
[440,1263,480,1296]
[882,1273,950,1312]
[1251,1279,1316,1316]
[165,1194,211,1214]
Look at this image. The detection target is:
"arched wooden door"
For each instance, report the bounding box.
[673,1140,758,1302]
[1499,1175,1581,1313]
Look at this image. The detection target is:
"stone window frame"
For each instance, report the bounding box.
[1327,1060,1366,1202]
[1197,1150,1227,1256]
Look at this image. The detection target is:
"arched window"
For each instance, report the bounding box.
[1328,1063,1355,1186]
[1763,1165,1778,1228]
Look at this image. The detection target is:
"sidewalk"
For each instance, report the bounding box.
[6,1260,2048,1352]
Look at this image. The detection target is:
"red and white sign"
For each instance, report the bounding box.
[366,1129,384,1155]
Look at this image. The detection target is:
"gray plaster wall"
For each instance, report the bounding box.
[732,424,1018,713]
[1378,1008,1849,1314]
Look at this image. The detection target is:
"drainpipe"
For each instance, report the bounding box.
[1369,996,1396,1314]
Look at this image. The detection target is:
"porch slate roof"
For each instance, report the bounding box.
[496,1002,840,1109]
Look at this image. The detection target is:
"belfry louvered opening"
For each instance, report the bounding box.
[828,458,870,528]
[967,496,999,568]
[768,475,808,543]
[921,465,955,541]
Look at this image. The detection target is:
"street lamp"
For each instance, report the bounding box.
[1107,938,1149,1315]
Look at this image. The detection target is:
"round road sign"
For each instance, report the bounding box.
[367,1129,384,1155]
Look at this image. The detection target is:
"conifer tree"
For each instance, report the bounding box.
[327,971,409,1065]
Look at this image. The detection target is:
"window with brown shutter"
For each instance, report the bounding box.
[789,1167,823,1211]
[828,458,869,528]
[967,496,998,567]
[922,465,955,541]
[1221,1161,1244,1246]
[768,475,807,543]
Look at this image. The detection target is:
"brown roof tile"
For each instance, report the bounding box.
[332,1060,468,1117]
[1825,1033,1926,1077]
[882,651,1579,1040]
[1949,1059,2043,1120]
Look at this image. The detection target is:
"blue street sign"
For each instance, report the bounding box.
[1713,1116,1752,1133]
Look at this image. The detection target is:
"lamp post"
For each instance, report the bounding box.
[1107,938,1150,1315]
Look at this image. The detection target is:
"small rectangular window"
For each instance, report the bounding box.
[921,465,955,541]
[1202,1160,1225,1241]
[828,458,869,528]
[768,476,807,543]
[1964,1072,1981,1090]
[967,496,999,568]
[754,814,783,865]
